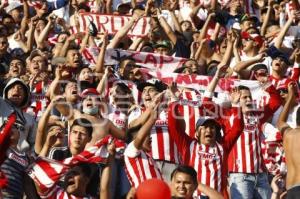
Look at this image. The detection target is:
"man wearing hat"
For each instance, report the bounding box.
[153,40,173,56]
[128,79,180,181]
[272,78,299,128]
[4,1,23,24]
[269,49,300,87]
[0,78,36,153]
[168,100,244,198]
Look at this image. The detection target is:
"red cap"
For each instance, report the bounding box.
[241,32,264,48]
[80,88,99,98]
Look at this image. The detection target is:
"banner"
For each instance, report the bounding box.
[79,13,150,37]
[105,48,187,73]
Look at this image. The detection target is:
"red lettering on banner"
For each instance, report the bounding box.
[176,75,192,84]
[131,52,143,63]
[144,54,157,67]
[158,55,174,69]
[96,15,109,32]
[81,14,89,32]
[218,78,235,91]
[191,75,209,86]
[111,15,117,33]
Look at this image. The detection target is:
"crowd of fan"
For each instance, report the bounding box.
[1,0,300,198]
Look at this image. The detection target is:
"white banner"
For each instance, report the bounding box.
[105,48,187,73]
[79,13,150,37]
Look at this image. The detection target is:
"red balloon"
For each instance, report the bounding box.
[136,179,171,199]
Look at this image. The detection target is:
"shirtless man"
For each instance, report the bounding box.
[55,88,125,148]
[277,83,300,199]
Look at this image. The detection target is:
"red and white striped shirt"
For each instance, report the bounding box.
[26,81,50,120]
[202,85,281,174]
[261,123,286,176]
[124,142,163,188]
[177,90,203,138]
[128,107,180,163]
[168,103,244,194]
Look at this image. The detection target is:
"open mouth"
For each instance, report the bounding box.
[205,134,213,139]
[71,90,77,95]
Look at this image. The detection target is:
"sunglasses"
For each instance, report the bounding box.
[255,71,268,77]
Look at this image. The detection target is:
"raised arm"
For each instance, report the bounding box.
[277,83,297,136]
[107,12,143,49]
[95,32,108,74]
[233,54,265,79]
[274,10,298,49]
[168,102,193,163]
[133,109,156,150]
[260,0,274,36]
[100,142,115,199]
[156,8,177,45]
[197,183,224,199]
[37,14,56,49]
[35,99,56,154]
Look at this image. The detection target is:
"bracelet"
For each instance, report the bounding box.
[272,192,279,194]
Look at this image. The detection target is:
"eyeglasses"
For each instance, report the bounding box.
[278,89,288,94]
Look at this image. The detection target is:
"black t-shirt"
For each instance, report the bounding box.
[174,39,190,59]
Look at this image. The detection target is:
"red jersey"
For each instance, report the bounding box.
[168,103,243,194]
[128,107,180,164]
[203,85,281,174]
[177,90,203,138]
[124,142,163,188]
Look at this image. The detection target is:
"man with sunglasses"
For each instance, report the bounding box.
[271,78,299,128]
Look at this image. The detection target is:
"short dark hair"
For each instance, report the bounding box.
[70,118,93,137]
[237,85,250,92]
[171,165,198,185]
[296,106,300,126]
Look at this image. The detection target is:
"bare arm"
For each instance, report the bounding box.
[37,14,56,48]
[233,54,265,79]
[133,109,156,150]
[260,0,274,36]
[35,101,55,154]
[274,10,296,49]
[95,32,108,73]
[197,183,224,199]
[99,142,115,199]
[107,13,142,49]
[198,13,215,43]
[277,83,297,136]
[156,8,177,45]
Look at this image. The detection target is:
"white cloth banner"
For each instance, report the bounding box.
[105,48,187,73]
[79,13,150,37]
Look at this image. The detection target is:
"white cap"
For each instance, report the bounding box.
[5,2,22,13]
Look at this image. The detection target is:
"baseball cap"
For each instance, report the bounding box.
[241,32,264,47]
[29,49,46,61]
[137,79,167,92]
[5,2,22,13]
[80,88,99,98]
[240,14,259,24]
[116,0,131,11]
[154,40,172,50]
[51,57,67,65]
[195,118,221,131]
